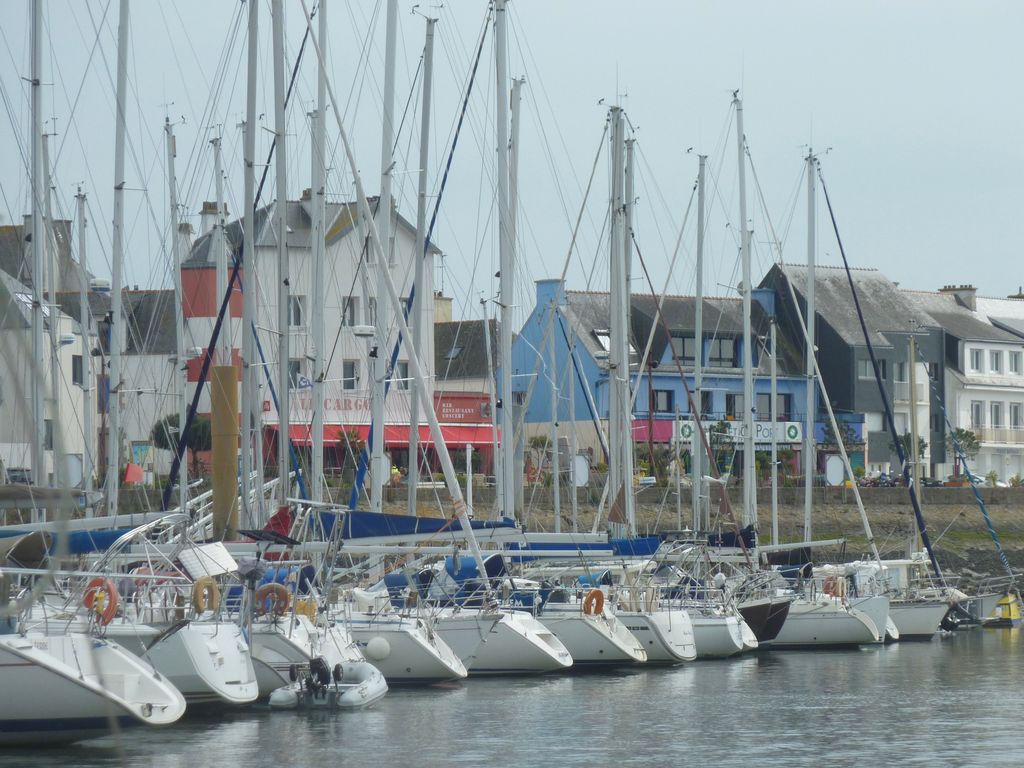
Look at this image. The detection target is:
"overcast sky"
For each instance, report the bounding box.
[1,1,1022,328]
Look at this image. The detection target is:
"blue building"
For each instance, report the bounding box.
[508,278,823,478]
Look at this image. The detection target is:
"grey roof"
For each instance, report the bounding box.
[0,270,32,330]
[434,319,497,382]
[562,290,803,375]
[184,196,438,269]
[121,289,178,355]
[902,290,1022,344]
[0,218,86,293]
[53,288,176,355]
[766,263,935,347]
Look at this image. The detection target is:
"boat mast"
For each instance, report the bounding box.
[735,93,755,531]
[310,0,327,505]
[371,0,398,515]
[165,119,187,514]
[608,106,634,535]
[240,0,260,524]
[622,136,637,535]
[692,154,706,531]
[212,136,229,365]
[549,300,561,533]
[408,15,436,516]
[29,0,45,506]
[908,334,923,555]
[804,148,816,541]
[272,0,290,512]
[106,0,129,517]
[770,318,779,546]
[566,311,579,532]
[495,0,516,521]
[76,188,94,502]
[41,134,63,490]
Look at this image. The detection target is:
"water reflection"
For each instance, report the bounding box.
[6,630,1024,768]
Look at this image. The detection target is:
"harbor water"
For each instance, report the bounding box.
[4,628,1023,767]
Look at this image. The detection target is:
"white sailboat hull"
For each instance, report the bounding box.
[436,610,573,674]
[0,632,186,745]
[689,613,745,658]
[888,599,949,639]
[618,609,697,663]
[106,621,258,705]
[765,597,882,648]
[536,607,647,666]
[348,616,467,683]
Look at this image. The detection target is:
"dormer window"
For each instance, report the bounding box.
[670,335,697,365]
[970,349,983,372]
[708,337,736,367]
[991,351,1003,374]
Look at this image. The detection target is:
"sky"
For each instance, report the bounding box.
[1,0,1022,331]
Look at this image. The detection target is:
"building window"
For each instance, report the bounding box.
[367,297,378,326]
[72,354,83,386]
[1011,352,1022,375]
[288,359,303,388]
[700,391,713,418]
[726,393,744,420]
[927,362,940,381]
[342,360,359,390]
[857,359,873,380]
[1011,402,1023,429]
[777,393,792,421]
[444,345,463,360]
[894,361,907,383]
[670,335,697,365]
[289,296,305,327]
[391,361,409,390]
[341,297,359,327]
[971,400,984,428]
[991,351,1003,374]
[970,349,983,372]
[991,402,1004,428]
[512,390,527,406]
[653,390,673,413]
[756,393,772,420]
[930,412,942,433]
[708,338,735,367]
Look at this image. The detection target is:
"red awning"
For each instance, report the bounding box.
[270,424,497,448]
[631,419,676,443]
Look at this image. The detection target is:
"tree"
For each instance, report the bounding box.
[945,427,980,477]
[150,413,212,476]
[890,431,926,460]
[821,420,864,452]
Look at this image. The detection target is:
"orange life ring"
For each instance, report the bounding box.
[83,577,119,626]
[255,583,291,617]
[192,576,221,614]
[582,588,605,616]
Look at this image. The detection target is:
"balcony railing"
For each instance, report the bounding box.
[976,425,1024,444]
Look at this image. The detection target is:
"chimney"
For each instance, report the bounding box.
[198,201,228,235]
[177,221,195,252]
[939,284,977,312]
[199,201,218,235]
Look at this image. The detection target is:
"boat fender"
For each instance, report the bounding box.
[365,636,391,661]
[289,663,299,683]
[83,577,119,626]
[333,663,344,683]
[254,583,291,617]
[582,588,604,616]
[191,576,221,614]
